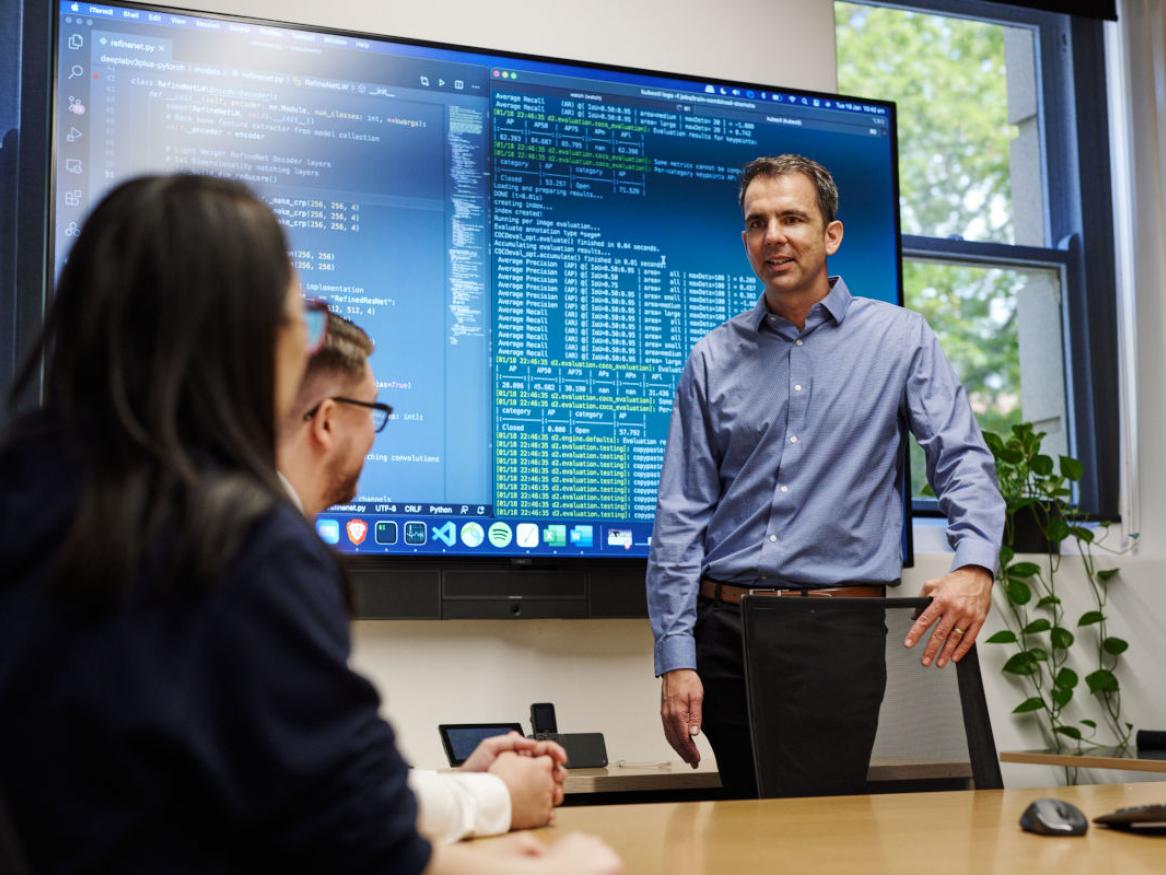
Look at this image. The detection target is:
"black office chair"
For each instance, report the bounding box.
[0,789,31,875]
[741,595,1003,798]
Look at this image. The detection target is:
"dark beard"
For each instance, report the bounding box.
[324,466,360,510]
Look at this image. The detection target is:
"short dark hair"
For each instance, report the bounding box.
[738,154,839,225]
[306,312,374,383]
[288,313,374,425]
[7,173,295,600]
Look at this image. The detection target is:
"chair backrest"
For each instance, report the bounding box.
[741,595,1003,798]
[0,789,31,875]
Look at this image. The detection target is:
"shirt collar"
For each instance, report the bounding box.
[819,276,852,324]
[278,470,305,513]
[751,275,852,331]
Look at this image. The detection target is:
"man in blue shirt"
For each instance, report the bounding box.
[647,154,1004,797]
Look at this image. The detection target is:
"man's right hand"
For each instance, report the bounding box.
[488,751,557,830]
[660,669,703,767]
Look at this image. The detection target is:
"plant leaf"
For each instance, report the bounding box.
[1008,562,1041,579]
[1069,525,1094,543]
[1054,726,1083,740]
[999,447,1024,465]
[1085,669,1120,694]
[1050,687,1072,707]
[1032,454,1054,476]
[1022,619,1051,635]
[1080,719,1097,729]
[1006,580,1032,606]
[1047,516,1071,543]
[1078,611,1105,627]
[1050,627,1074,650]
[1054,668,1079,689]
[1060,456,1084,481]
[1102,637,1129,655]
[1028,647,1049,662]
[1003,653,1038,675]
[984,630,1018,644]
[1035,595,1061,608]
[1096,569,1119,583]
[920,483,936,497]
[999,546,1015,567]
[1013,697,1045,714]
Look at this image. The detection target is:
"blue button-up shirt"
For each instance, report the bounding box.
[647,277,1004,676]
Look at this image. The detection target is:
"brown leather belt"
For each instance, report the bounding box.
[699,578,886,606]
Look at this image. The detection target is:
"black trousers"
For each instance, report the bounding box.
[695,596,888,799]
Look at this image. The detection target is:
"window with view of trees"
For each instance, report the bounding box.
[835,1,1081,507]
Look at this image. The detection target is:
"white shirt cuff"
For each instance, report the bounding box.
[407,769,512,844]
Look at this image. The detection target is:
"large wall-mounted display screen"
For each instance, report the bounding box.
[52,2,903,561]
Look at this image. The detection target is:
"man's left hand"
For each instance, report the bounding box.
[460,731,568,772]
[903,565,993,668]
[460,732,568,805]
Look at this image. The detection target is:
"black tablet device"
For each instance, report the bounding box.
[438,723,524,767]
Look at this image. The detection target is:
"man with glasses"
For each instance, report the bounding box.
[278,311,568,844]
[279,311,390,518]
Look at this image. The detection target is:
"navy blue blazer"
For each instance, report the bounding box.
[0,414,430,874]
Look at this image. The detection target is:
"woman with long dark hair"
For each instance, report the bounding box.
[0,175,619,875]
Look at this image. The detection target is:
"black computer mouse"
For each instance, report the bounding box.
[1019,798,1089,836]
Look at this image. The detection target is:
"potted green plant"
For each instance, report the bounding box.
[977,423,1134,781]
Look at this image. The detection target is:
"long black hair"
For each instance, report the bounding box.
[8,174,295,601]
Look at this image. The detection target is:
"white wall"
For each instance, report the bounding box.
[161,0,1165,785]
[171,0,840,94]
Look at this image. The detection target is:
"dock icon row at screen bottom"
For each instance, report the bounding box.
[314,518,640,551]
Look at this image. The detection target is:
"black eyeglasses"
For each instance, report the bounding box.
[303,397,393,432]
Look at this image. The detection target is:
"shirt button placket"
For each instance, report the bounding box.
[788,334,808,449]
[782,335,806,542]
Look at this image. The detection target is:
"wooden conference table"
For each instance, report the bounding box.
[526,782,1165,873]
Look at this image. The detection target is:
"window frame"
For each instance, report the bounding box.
[838,0,1118,519]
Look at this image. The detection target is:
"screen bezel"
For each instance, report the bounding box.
[47,1,909,575]
[438,722,525,766]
